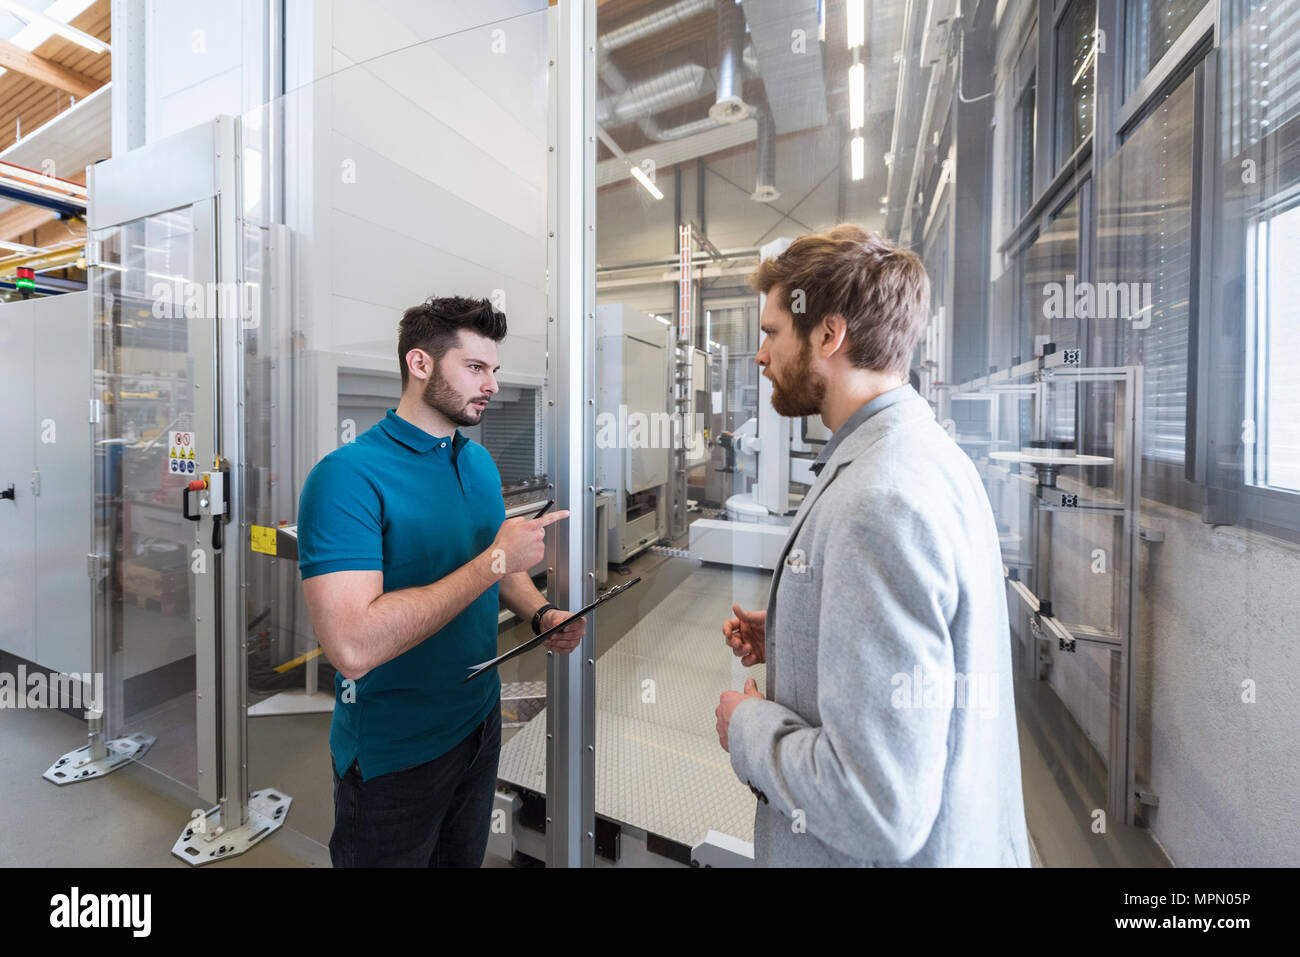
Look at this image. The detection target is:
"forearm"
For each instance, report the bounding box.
[499,571,550,624]
[347,550,501,675]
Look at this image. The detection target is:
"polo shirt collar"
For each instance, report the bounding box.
[378,409,465,454]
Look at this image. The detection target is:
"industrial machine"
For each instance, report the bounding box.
[595,303,674,565]
[688,239,830,569]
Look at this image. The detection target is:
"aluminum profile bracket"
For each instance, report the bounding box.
[43,733,155,785]
[171,788,292,865]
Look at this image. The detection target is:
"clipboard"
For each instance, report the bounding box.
[463,576,642,682]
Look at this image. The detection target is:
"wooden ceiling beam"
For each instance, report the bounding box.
[0,37,100,98]
[0,202,57,242]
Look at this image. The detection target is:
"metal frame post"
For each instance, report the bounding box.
[546,0,597,868]
[213,116,249,832]
[671,224,694,537]
[1118,365,1143,825]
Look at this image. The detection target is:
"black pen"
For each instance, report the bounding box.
[533,499,555,519]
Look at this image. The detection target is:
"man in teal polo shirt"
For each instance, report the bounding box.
[298,295,581,868]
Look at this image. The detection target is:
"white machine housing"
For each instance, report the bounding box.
[596,304,672,563]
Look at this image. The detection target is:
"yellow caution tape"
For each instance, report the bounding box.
[273,647,323,674]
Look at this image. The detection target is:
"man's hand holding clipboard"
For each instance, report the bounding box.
[466,576,642,682]
[512,499,585,656]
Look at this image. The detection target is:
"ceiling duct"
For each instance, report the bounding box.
[595,1,767,152]
[640,112,722,142]
[751,106,779,202]
[740,0,828,134]
[600,0,716,53]
[596,63,715,128]
[710,0,752,124]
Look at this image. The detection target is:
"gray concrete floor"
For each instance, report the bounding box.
[0,705,314,867]
[1,526,1170,868]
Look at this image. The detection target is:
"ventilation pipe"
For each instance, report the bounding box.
[596,63,714,127]
[709,0,751,123]
[594,0,763,143]
[600,0,716,53]
[752,106,779,202]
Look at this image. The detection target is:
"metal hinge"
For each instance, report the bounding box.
[86,553,108,580]
[30,467,40,496]
[84,239,102,268]
[89,398,102,424]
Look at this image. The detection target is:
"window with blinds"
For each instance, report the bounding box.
[480,385,542,488]
[1017,83,1037,219]
[1219,0,1300,161]
[1099,75,1196,466]
[1219,0,1300,509]
[1054,0,1097,168]
[1124,0,1209,99]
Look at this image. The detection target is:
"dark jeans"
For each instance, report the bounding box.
[329,701,502,867]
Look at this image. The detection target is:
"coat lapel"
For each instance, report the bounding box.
[773,458,849,573]
[761,394,934,697]
[767,395,932,603]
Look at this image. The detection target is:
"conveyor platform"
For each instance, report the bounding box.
[497,563,770,851]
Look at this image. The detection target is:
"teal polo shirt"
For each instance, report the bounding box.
[297,409,504,781]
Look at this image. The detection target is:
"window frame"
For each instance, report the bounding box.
[1015,80,1039,221]
[1203,102,1300,542]
[1246,200,1300,496]
[1051,0,1099,173]
[1119,0,1215,129]
[989,0,1300,540]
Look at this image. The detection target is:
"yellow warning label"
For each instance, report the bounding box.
[250,525,277,556]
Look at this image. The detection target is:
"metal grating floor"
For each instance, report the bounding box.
[497,562,771,849]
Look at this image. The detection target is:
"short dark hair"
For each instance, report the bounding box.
[397,295,507,388]
[749,224,930,376]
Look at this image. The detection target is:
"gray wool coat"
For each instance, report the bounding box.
[728,389,1032,866]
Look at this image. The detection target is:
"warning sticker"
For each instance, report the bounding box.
[250,525,277,556]
[168,430,197,477]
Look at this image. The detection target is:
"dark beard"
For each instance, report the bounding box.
[422,365,480,427]
[769,339,826,418]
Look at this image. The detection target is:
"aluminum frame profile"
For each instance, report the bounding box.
[212,115,249,833]
[76,117,292,861]
[950,362,1144,826]
[545,0,598,868]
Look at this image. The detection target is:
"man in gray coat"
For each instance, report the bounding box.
[714,225,1031,867]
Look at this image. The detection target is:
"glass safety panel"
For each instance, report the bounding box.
[954,356,1142,851]
[526,0,898,866]
[238,5,552,855]
[91,204,211,793]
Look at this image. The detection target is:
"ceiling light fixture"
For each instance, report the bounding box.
[847,0,865,49]
[0,0,109,54]
[630,163,664,200]
[849,63,865,129]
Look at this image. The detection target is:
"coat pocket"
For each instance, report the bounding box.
[780,548,818,584]
[774,554,820,716]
